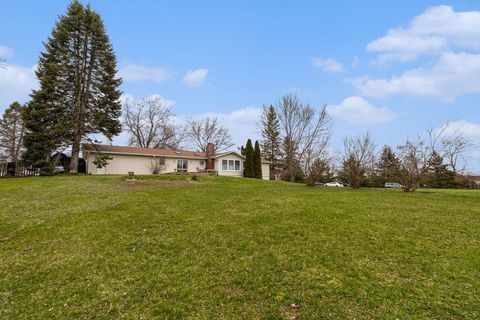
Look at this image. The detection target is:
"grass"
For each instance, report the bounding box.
[1,175,479,319]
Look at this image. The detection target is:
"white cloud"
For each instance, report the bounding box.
[440,121,480,140]
[312,57,344,72]
[0,45,14,57]
[367,6,480,63]
[351,52,480,101]
[118,64,171,83]
[327,96,396,125]
[0,64,37,108]
[183,68,208,87]
[120,93,176,108]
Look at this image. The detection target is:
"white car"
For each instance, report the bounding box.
[324,181,344,187]
[385,182,404,188]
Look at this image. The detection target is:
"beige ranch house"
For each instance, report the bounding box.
[82,143,271,180]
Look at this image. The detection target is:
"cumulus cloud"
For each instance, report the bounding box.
[183,68,208,87]
[120,93,176,108]
[0,45,14,57]
[312,57,344,72]
[440,120,480,140]
[118,64,171,83]
[367,6,480,63]
[351,52,480,101]
[327,96,396,125]
[0,64,38,108]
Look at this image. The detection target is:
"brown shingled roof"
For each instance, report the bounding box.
[82,144,208,159]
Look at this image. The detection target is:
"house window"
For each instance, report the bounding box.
[221,159,241,171]
[159,157,165,166]
[199,159,205,166]
[177,159,188,172]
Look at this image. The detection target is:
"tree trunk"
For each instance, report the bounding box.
[70,139,80,173]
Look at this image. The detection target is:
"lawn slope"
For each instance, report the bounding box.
[1,175,479,319]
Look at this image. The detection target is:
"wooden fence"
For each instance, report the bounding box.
[0,162,39,178]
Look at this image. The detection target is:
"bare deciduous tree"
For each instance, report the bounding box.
[426,122,472,173]
[339,132,376,189]
[442,133,472,173]
[0,102,25,163]
[185,117,233,152]
[276,94,331,182]
[123,97,184,149]
[397,135,429,192]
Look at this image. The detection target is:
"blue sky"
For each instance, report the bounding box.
[1,1,479,171]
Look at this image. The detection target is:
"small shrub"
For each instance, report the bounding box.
[37,160,54,176]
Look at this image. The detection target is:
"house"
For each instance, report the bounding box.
[82,143,271,180]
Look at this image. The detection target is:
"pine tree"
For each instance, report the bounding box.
[260,105,281,179]
[376,145,401,186]
[23,1,122,173]
[253,140,262,179]
[0,102,26,163]
[339,154,364,189]
[243,139,254,178]
[426,151,458,188]
[240,145,245,156]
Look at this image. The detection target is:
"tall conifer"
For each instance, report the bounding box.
[253,140,262,179]
[243,139,254,178]
[260,105,280,179]
[23,1,122,172]
[376,145,401,184]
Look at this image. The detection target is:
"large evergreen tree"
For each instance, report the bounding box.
[426,151,458,188]
[338,154,364,188]
[0,102,26,163]
[253,140,262,179]
[243,139,254,178]
[23,1,122,173]
[260,105,281,179]
[376,145,401,185]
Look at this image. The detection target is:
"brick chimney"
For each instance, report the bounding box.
[205,143,215,170]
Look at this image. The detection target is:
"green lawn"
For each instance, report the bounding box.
[1,175,479,319]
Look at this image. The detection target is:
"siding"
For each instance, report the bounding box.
[261,163,270,180]
[86,153,205,175]
[214,154,244,177]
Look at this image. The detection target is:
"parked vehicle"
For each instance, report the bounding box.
[53,166,65,173]
[314,182,324,186]
[324,181,345,187]
[385,182,404,188]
